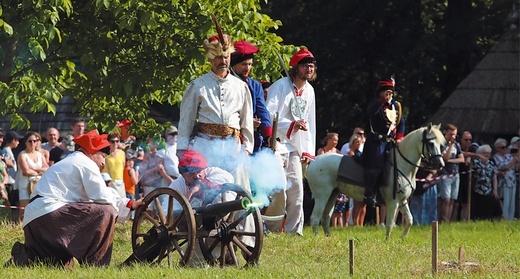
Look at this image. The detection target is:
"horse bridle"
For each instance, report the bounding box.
[391,129,442,200]
[395,129,442,170]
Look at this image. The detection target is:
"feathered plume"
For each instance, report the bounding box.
[211,13,227,50]
[203,14,234,59]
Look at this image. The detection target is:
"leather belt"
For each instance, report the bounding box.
[30,195,42,203]
[197,123,240,140]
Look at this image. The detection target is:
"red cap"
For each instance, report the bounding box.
[73,130,110,154]
[289,48,316,67]
[179,150,208,169]
[116,119,132,127]
[231,40,259,67]
[233,40,259,56]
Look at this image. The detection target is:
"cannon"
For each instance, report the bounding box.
[123,183,263,268]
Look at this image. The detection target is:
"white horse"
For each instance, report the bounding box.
[307,123,445,238]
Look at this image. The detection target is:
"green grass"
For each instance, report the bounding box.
[0,217,519,278]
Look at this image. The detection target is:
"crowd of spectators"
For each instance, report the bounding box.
[1,120,518,229]
[315,124,519,229]
[408,126,519,225]
[0,118,181,225]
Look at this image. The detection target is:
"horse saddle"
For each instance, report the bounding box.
[337,155,364,186]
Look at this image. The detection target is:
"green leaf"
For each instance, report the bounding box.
[46,102,57,114]
[3,21,13,35]
[124,82,132,96]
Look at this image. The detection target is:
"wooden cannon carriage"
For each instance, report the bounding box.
[122,183,263,267]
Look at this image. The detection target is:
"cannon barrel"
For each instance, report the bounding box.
[193,197,252,217]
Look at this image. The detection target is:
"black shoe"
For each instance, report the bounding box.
[363,196,376,208]
[3,258,13,268]
[10,241,29,267]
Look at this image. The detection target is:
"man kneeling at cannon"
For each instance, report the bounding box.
[6,130,143,268]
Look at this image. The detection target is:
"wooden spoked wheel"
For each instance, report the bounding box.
[129,188,196,266]
[198,183,263,267]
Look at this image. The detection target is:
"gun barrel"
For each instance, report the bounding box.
[194,197,252,217]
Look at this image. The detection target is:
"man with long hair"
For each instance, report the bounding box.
[264,48,317,236]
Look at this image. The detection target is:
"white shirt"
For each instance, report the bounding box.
[40,142,57,152]
[3,147,17,184]
[177,71,254,153]
[265,77,316,157]
[340,142,364,155]
[23,151,132,226]
[156,139,180,178]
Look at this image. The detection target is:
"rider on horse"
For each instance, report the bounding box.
[362,76,405,208]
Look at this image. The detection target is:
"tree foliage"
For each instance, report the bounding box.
[0,0,297,135]
[0,0,513,143]
[264,0,512,143]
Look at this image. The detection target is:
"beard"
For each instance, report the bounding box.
[297,71,314,81]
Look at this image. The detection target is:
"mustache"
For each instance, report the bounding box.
[217,63,228,68]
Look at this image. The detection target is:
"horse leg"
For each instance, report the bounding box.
[399,203,413,238]
[321,189,338,237]
[310,188,336,236]
[385,200,399,240]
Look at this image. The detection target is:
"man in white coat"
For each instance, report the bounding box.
[264,48,317,236]
[7,130,143,267]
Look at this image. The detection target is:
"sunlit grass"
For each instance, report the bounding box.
[0,216,519,278]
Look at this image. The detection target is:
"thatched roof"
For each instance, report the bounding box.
[429,28,520,137]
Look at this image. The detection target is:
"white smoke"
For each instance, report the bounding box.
[249,149,286,207]
[191,137,285,208]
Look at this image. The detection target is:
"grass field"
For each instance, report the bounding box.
[1,214,519,278]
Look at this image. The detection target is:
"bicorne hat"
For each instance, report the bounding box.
[376,76,395,93]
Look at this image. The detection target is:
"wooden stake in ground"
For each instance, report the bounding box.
[432,221,438,274]
[459,246,465,265]
[375,206,380,225]
[349,239,354,276]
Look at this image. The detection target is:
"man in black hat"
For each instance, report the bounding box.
[362,77,406,208]
[230,40,272,153]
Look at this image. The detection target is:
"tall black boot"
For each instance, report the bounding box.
[363,168,382,208]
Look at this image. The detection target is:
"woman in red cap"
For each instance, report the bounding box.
[165,150,236,265]
[264,48,317,236]
[168,150,234,210]
[7,130,143,267]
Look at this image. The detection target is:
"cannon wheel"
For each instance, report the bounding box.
[127,188,196,266]
[198,184,263,267]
